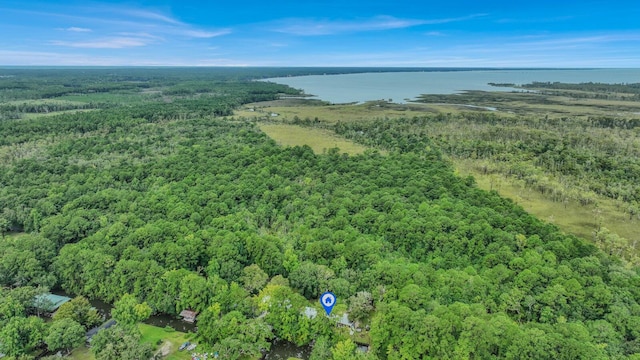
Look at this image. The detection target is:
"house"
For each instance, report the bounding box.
[179,309,198,323]
[33,293,72,315]
[336,313,354,329]
[86,319,117,344]
[302,306,317,319]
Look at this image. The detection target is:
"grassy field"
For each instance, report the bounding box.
[3,99,88,106]
[66,324,196,360]
[21,109,97,119]
[68,345,94,360]
[454,159,639,244]
[237,100,440,123]
[56,92,158,104]
[138,323,198,360]
[258,123,371,155]
[417,90,640,118]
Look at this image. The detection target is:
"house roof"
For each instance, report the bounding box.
[303,306,318,319]
[86,319,117,339]
[179,309,198,318]
[33,293,72,312]
[337,313,353,326]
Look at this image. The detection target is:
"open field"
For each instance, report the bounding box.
[21,109,97,119]
[55,92,159,104]
[258,123,371,155]
[139,324,197,360]
[454,159,639,244]
[236,99,440,123]
[3,99,89,106]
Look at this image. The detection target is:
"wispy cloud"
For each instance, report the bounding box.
[181,29,232,38]
[64,26,92,32]
[495,16,574,24]
[50,37,152,49]
[272,14,484,36]
[115,9,184,25]
[39,5,232,50]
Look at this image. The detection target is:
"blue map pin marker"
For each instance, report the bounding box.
[320,291,337,316]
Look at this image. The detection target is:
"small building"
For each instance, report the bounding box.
[302,306,317,319]
[179,309,198,323]
[86,319,117,344]
[336,313,354,329]
[33,293,72,315]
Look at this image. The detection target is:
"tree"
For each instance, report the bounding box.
[45,318,85,354]
[91,326,152,360]
[111,294,151,327]
[332,338,365,360]
[310,336,333,360]
[0,316,45,356]
[53,296,101,329]
[177,273,214,313]
[0,216,10,238]
[348,291,374,322]
[240,264,268,293]
[289,261,335,299]
[198,306,272,359]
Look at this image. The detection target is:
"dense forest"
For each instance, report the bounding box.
[2,69,640,360]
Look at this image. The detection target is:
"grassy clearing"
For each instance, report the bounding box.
[66,324,196,360]
[68,345,94,360]
[454,159,639,244]
[4,231,27,239]
[417,90,640,118]
[237,101,439,124]
[138,323,197,360]
[3,99,88,106]
[258,123,371,155]
[56,92,157,104]
[21,109,96,119]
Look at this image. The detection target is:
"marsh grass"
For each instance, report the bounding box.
[455,159,639,245]
[258,123,371,155]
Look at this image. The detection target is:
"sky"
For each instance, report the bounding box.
[0,0,639,67]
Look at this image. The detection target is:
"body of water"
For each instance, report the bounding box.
[263,69,640,104]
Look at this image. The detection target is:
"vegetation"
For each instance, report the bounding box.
[1,68,640,359]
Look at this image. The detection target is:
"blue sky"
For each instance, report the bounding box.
[0,0,639,67]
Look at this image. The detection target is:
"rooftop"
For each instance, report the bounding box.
[33,293,72,312]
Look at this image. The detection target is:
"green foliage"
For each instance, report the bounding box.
[310,336,333,360]
[0,316,45,356]
[53,296,101,330]
[91,326,153,360]
[0,234,56,288]
[348,292,374,322]
[111,294,152,327]
[2,69,640,358]
[199,308,272,359]
[45,318,85,354]
[240,264,268,294]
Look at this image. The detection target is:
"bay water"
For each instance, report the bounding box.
[264,69,640,104]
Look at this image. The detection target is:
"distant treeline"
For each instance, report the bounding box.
[523,82,640,94]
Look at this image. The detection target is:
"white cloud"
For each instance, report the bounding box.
[116,9,184,25]
[50,37,152,49]
[65,27,92,32]
[273,14,486,36]
[180,29,232,38]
